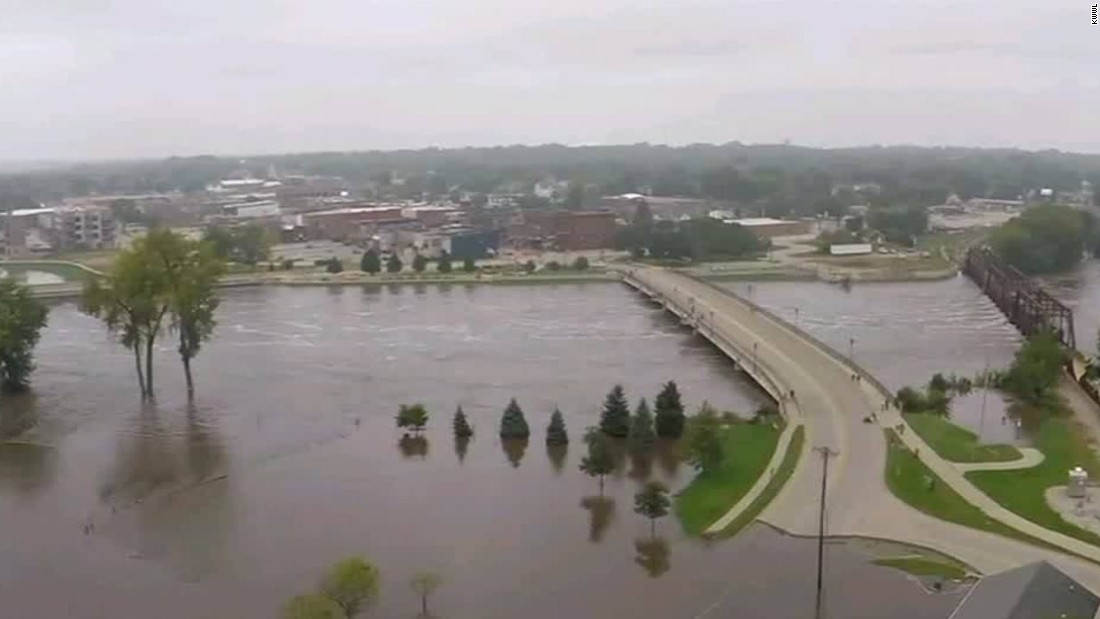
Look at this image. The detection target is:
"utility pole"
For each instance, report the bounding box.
[813,446,839,619]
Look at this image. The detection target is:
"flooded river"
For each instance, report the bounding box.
[0,283,962,618]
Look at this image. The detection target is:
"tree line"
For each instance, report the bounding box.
[82,229,226,399]
[6,144,1100,216]
[989,204,1096,275]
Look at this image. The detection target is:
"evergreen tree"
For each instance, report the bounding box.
[499,398,530,439]
[546,408,569,445]
[599,384,631,438]
[360,249,381,274]
[412,253,428,273]
[654,381,686,439]
[386,253,403,273]
[453,405,473,438]
[325,257,343,273]
[462,257,476,272]
[579,428,615,494]
[437,251,453,274]
[630,398,656,447]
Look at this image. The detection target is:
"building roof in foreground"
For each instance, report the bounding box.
[949,561,1099,619]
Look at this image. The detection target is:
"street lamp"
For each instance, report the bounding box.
[753,341,759,371]
[848,337,855,360]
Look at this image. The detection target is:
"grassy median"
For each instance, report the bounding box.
[904,413,1021,463]
[966,417,1100,547]
[713,425,805,539]
[675,421,782,536]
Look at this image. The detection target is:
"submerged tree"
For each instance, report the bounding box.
[452,405,473,438]
[579,427,615,494]
[318,557,380,618]
[0,280,48,393]
[630,398,656,448]
[633,480,671,538]
[599,384,631,438]
[499,398,530,439]
[409,571,443,617]
[397,404,429,436]
[546,407,569,445]
[654,381,686,439]
[165,238,225,398]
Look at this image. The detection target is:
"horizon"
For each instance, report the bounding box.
[5,139,1100,173]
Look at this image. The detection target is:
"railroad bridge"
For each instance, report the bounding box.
[962,248,1076,350]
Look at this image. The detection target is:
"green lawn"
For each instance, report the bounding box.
[675,421,782,536]
[715,425,805,538]
[884,430,1043,545]
[872,556,970,580]
[904,413,1022,463]
[966,417,1100,547]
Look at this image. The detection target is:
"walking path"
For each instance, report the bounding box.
[622,266,1100,590]
[702,421,802,535]
[951,448,1044,473]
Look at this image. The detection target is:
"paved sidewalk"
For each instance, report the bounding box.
[951,448,1044,473]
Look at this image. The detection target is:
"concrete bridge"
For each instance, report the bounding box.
[621,266,1100,590]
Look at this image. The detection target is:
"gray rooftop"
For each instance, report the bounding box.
[949,561,1099,619]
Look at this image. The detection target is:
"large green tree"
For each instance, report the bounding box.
[599,384,631,438]
[0,280,48,393]
[654,381,686,439]
[1000,331,1065,405]
[683,404,723,474]
[990,204,1087,274]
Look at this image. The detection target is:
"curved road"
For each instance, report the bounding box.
[625,266,1100,590]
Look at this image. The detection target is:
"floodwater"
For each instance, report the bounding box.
[0,283,964,618]
[721,275,1024,444]
[1040,259,1100,356]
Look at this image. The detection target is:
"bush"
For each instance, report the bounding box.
[462,257,476,272]
[523,260,536,274]
[396,403,429,435]
[281,258,296,270]
[545,261,562,271]
[895,386,927,414]
[572,256,590,271]
[325,258,344,274]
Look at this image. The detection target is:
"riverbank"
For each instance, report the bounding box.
[674,419,783,536]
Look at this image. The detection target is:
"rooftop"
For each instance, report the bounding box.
[948,561,1099,619]
[303,206,403,217]
[729,217,793,227]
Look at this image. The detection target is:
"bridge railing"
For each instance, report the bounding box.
[677,271,901,403]
[623,272,794,416]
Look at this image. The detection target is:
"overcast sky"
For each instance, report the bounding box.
[2,0,1098,161]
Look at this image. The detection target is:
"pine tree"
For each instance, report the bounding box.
[437,251,453,274]
[360,249,381,274]
[546,408,569,445]
[599,384,631,438]
[630,398,655,447]
[453,405,473,438]
[499,398,530,439]
[386,253,403,273]
[654,381,686,439]
[412,253,428,273]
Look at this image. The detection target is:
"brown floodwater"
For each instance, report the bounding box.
[0,283,964,618]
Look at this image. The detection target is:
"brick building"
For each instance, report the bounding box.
[301,206,403,240]
[508,211,617,250]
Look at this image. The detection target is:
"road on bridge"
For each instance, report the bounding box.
[625,266,1100,590]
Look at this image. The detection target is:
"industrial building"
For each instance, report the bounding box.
[508,210,617,250]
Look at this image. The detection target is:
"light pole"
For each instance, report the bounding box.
[753,341,759,372]
[848,337,855,361]
[813,446,840,619]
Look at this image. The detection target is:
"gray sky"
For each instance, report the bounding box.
[2,0,1098,161]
